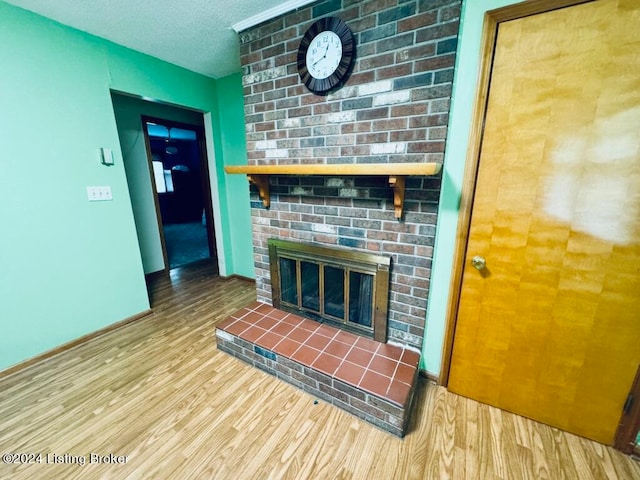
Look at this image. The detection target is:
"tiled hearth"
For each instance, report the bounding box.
[216,302,420,437]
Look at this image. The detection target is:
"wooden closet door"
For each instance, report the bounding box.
[448,0,640,444]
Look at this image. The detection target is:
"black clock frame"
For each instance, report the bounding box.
[297,17,356,94]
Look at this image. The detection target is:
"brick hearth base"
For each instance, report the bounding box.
[216,301,420,437]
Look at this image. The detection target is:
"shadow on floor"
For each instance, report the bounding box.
[163,222,210,269]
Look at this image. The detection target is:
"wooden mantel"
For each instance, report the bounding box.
[224,162,442,219]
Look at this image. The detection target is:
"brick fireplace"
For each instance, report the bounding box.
[239,0,461,350]
[217,0,461,436]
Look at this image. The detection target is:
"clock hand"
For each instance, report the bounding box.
[313,43,332,67]
[312,56,325,67]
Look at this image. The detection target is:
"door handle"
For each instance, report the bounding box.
[472,256,486,271]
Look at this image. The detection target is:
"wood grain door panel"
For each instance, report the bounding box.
[449,0,640,444]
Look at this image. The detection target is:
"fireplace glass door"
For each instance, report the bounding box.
[269,239,390,342]
[323,265,345,319]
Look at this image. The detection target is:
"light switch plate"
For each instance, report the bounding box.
[100,148,114,166]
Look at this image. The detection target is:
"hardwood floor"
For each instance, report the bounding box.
[0,260,638,479]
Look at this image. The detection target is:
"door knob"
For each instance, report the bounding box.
[471,256,486,271]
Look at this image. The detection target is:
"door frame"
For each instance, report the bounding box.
[614,365,640,454]
[141,115,218,273]
[438,0,640,450]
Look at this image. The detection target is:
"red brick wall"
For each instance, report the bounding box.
[238,0,461,350]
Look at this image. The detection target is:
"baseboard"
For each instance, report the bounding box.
[419,369,440,384]
[225,274,256,284]
[0,309,153,380]
[145,269,168,281]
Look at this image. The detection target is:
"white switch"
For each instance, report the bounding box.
[100,148,114,166]
[87,186,113,201]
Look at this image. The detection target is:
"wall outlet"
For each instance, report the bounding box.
[87,186,113,201]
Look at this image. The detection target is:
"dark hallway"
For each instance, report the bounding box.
[147,120,217,270]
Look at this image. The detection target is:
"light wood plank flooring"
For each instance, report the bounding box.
[0,260,638,479]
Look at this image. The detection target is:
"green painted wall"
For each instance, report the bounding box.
[0,1,252,371]
[215,74,255,279]
[422,0,528,375]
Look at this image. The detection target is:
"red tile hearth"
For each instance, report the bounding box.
[216,301,420,437]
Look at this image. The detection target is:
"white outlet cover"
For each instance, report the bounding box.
[87,186,113,201]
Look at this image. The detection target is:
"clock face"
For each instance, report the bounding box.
[297,17,356,94]
[306,31,342,80]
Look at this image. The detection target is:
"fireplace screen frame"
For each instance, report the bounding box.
[268,239,391,342]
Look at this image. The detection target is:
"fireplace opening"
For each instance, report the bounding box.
[268,239,391,342]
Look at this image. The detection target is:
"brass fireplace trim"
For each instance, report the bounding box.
[268,239,391,342]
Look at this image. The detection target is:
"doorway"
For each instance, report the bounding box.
[445,0,640,446]
[142,116,217,271]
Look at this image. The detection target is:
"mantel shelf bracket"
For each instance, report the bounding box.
[247,174,270,208]
[228,163,443,220]
[388,175,406,220]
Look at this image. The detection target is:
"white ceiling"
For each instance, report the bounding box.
[4,0,315,78]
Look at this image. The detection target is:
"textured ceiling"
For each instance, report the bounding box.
[4,0,305,78]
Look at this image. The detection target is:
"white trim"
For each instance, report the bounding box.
[231,0,318,32]
[203,112,227,276]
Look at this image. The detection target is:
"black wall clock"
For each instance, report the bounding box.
[297,17,356,95]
